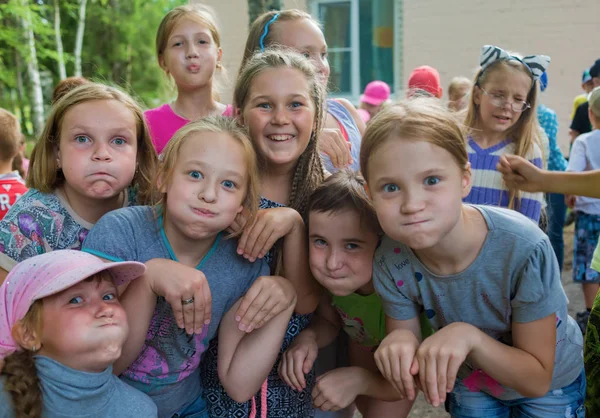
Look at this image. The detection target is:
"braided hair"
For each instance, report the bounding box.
[234,49,326,274]
[2,300,44,418]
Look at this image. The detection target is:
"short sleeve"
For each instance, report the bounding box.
[511,238,567,323]
[0,193,56,270]
[567,137,587,173]
[372,247,420,320]
[82,209,140,262]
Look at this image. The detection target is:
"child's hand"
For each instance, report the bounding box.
[235,275,296,333]
[318,128,352,169]
[496,155,544,193]
[416,322,478,407]
[312,367,366,411]
[374,329,420,401]
[237,208,303,262]
[279,331,319,391]
[145,259,212,335]
[227,208,250,236]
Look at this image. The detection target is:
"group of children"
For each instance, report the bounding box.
[0,3,594,418]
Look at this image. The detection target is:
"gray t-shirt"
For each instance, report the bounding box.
[82,206,269,417]
[0,355,157,417]
[373,205,583,401]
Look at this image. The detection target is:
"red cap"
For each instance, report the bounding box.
[408,66,442,98]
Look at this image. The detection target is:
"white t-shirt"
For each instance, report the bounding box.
[567,129,600,215]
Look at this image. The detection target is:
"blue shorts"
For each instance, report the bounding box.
[172,393,208,418]
[446,370,585,418]
[573,212,600,283]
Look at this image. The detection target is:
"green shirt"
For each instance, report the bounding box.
[585,242,600,415]
[331,291,386,349]
[331,291,434,350]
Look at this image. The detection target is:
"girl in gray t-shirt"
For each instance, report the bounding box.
[360,99,585,418]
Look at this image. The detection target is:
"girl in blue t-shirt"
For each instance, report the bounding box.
[361,99,584,418]
[82,116,297,418]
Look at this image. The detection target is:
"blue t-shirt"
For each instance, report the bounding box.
[373,205,583,401]
[82,206,269,418]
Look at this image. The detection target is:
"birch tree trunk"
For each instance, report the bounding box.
[74,0,88,77]
[53,0,67,80]
[21,2,44,136]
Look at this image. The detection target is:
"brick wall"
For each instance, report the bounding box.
[402,0,600,153]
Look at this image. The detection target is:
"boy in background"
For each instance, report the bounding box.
[0,109,27,219]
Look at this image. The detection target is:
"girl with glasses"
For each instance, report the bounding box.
[462,45,549,222]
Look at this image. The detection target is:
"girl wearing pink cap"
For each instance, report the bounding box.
[0,250,157,417]
[359,81,392,122]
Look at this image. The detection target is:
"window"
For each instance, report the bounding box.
[313,0,398,101]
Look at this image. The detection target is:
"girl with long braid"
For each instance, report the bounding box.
[202,49,324,417]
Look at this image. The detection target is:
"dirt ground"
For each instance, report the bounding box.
[357,225,582,418]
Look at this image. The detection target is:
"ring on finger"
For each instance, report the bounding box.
[182,296,195,305]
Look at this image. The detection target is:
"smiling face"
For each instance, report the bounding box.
[473,65,532,135]
[37,273,128,373]
[163,131,247,241]
[159,17,222,91]
[241,67,316,171]
[367,137,471,250]
[309,209,379,296]
[271,18,330,86]
[56,99,138,201]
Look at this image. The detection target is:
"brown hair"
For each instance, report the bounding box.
[464,58,540,209]
[240,9,321,73]
[27,83,158,204]
[235,49,326,274]
[52,77,90,105]
[308,168,380,233]
[2,300,44,418]
[0,109,21,163]
[153,116,261,234]
[361,98,468,182]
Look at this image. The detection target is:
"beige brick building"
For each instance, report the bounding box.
[194,0,600,152]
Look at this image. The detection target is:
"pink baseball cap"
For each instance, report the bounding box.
[0,250,146,359]
[408,66,442,98]
[360,81,391,106]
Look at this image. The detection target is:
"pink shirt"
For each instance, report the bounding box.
[144,103,234,154]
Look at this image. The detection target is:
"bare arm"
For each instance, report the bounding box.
[113,272,156,375]
[468,314,556,398]
[218,297,296,402]
[281,214,320,314]
[0,268,7,286]
[498,154,600,198]
[374,316,422,401]
[305,293,343,348]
